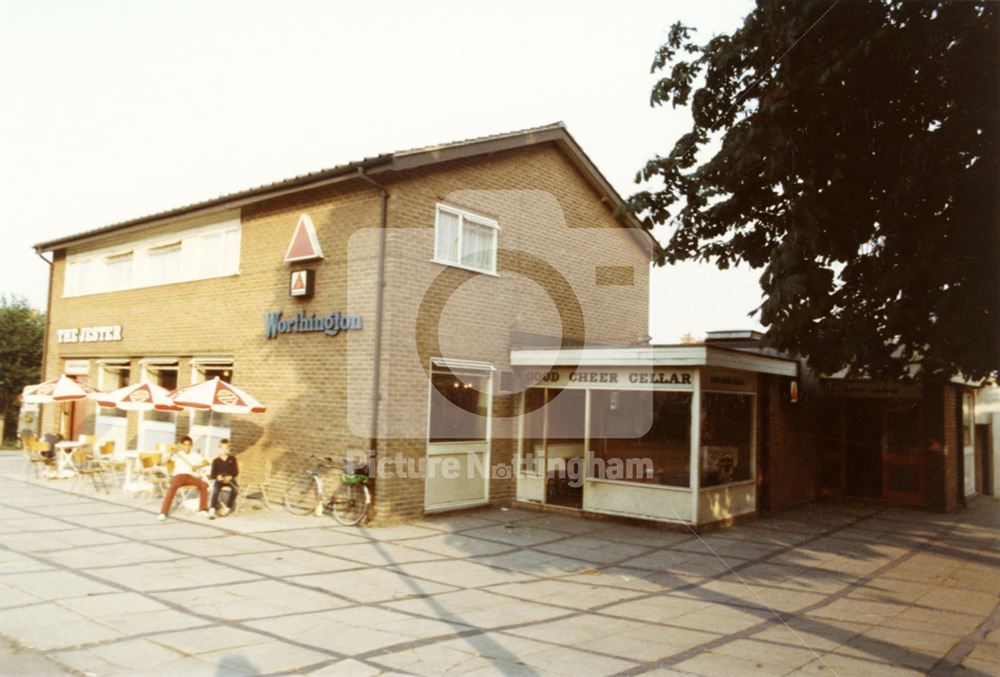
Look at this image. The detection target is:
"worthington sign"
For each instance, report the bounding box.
[264,310,363,339]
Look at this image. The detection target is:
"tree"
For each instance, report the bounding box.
[629,0,998,380]
[0,295,45,442]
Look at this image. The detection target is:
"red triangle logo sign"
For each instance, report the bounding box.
[292,272,306,290]
[284,214,324,263]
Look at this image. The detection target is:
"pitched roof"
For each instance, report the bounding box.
[34,122,652,253]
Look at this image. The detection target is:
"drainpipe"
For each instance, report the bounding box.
[357,168,389,483]
[35,250,54,436]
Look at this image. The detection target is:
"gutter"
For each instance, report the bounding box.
[357,168,389,497]
[33,156,394,254]
[36,251,53,432]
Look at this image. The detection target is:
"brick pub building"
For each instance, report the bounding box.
[32,123,984,525]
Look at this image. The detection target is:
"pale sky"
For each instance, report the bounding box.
[0,0,762,343]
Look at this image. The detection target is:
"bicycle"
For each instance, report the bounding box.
[283,455,371,526]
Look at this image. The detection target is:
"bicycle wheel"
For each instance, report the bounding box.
[331,482,369,526]
[283,472,321,515]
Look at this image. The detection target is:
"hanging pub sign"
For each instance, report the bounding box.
[264,309,362,339]
[824,379,921,399]
[289,269,315,298]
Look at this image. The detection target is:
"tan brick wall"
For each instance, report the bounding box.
[39,141,651,524]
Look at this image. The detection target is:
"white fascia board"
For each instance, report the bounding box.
[704,348,797,377]
[510,346,797,376]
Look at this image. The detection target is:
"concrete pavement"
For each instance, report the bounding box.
[0,453,998,676]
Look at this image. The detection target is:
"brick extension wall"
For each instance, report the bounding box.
[763,375,817,513]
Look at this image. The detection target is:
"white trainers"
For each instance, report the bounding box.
[157,514,166,522]
[208,508,216,520]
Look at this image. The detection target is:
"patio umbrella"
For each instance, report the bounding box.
[167,377,266,454]
[93,382,181,412]
[169,377,266,414]
[21,375,101,403]
[20,375,103,476]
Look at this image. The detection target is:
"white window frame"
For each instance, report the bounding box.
[431,203,499,276]
[63,216,241,297]
[137,358,179,452]
[96,359,131,417]
[424,357,495,512]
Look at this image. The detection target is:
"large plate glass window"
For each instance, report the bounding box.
[428,364,491,442]
[95,360,130,452]
[700,392,754,486]
[433,204,498,275]
[139,360,178,452]
[590,391,692,486]
[98,362,130,419]
[191,359,234,456]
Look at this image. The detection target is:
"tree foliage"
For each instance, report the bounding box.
[629,0,998,380]
[0,295,45,441]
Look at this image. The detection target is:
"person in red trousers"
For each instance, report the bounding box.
[158,436,210,521]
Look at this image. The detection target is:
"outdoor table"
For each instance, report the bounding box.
[46,441,82,479]
[122,451,156,493]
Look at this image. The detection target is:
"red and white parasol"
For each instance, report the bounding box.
[21,375,101,403]
[168,377,266,414]
[94,382,181,412]
[21,375,103,475]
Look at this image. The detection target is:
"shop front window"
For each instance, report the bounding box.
[428,366,491,443]
[591,390,691,486]
[146,367,178,424]
[193,366,233,428]
[700,392,753,486]
[521,388,546,474]
[99,364,130,418]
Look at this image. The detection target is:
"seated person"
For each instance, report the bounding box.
[41,432,62,460]
[158,436,210,521]
[208,439,239,519]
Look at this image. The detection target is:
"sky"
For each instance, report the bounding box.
[0,0,762,343]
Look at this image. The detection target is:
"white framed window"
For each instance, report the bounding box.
[432,204,498,275]
[427,359,494,443]
[97,360,130,418]
[63,217,241,297]
[104,251,133,290]
[146,241,182,286]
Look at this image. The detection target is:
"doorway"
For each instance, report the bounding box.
[976,424,992,496]
[844,400,882,498]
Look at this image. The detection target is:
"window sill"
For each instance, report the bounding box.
[429,258,499,278]
[699,479,756,492]
[585,477,692,492]
[63,271,241,299]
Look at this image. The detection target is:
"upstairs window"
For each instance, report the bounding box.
[433,204,498,275]
[104,251,133,290]
[147,241,182,286]
[63,218,241,297]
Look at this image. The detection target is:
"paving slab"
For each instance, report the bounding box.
[0,456,998,677]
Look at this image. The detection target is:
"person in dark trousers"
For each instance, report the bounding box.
[208,439,239,519]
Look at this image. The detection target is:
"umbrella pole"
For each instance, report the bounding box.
[205,409,214,457]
